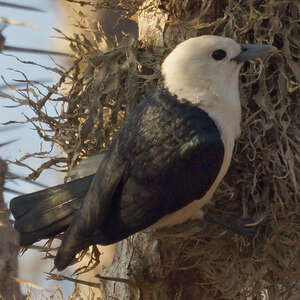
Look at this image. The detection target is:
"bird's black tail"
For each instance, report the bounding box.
[10,175,94,246]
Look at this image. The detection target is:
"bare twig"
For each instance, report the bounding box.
[0,1,44,12]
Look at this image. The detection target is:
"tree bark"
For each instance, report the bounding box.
[98,1,218,299]
[0,158,24,300]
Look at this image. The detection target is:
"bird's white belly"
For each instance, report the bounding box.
[150,196,208,229]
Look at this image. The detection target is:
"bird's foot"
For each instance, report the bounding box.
[204,214,258,237]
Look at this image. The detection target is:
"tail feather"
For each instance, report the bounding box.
[18,215,74,246]
[10,175,94,246]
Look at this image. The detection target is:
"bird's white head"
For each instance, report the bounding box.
[162,36,244,107]
[162,35,276,140]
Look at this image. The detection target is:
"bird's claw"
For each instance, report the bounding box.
[204,214,258,237]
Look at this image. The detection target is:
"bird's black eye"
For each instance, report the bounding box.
[212,49,227,60]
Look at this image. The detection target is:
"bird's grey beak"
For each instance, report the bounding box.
[233,44,277,62]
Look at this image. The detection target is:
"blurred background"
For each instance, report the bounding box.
[1,1,137,297]
[1,0,78,296]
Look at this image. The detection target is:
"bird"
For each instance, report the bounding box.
[10,35,277,271]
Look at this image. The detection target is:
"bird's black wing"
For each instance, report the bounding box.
[55,90,225,270]
[55,138,129,269]
[97,90,225,242]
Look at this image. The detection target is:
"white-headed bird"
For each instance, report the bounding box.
[10,36,276,270]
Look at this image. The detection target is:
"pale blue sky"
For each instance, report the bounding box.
[1,0,67,198]
[0,0,75,296]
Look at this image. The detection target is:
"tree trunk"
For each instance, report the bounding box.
[0,158,24,300]
[99,1,223,299]
[96,0,300,299]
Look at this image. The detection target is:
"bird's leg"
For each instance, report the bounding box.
[203,214,258,237]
